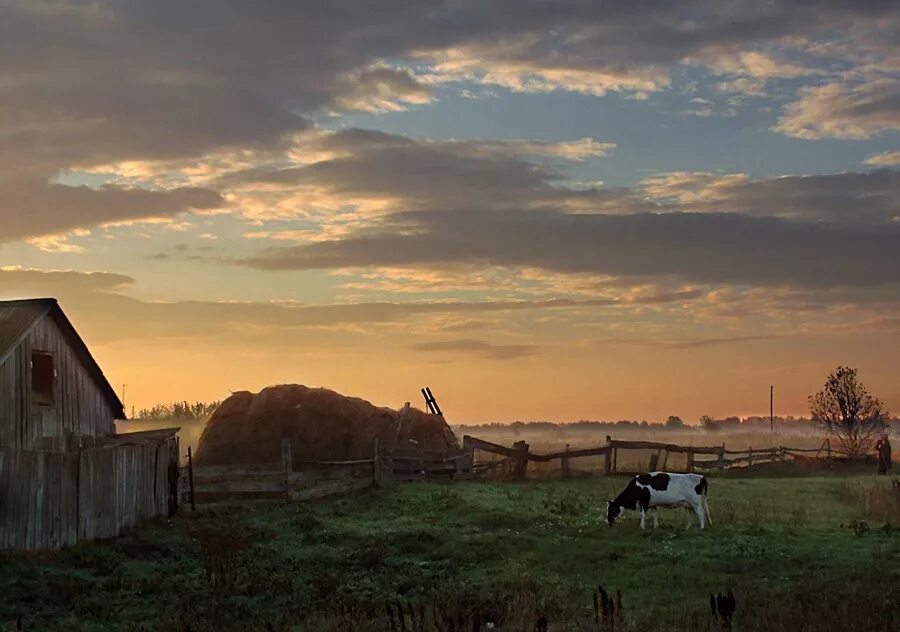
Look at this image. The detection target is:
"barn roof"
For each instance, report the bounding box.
[0,298,126,419]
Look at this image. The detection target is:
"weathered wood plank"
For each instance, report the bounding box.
[462,436,525,459]
[724,447,780,456]
[0,450,9,548]
[540,446,611,460]
[608,439,724,454]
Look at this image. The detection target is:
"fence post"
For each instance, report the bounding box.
[462,435,474,474]
[512,440,529,478]
[281,438,292,503]
[748,446,753,469]
[186,446,196,511]
[604,436,612,475]
[687,450,694,473]
[717,443,725,473]
[562,444,570,479]
[373,438,382,487]
[826,438,832,460]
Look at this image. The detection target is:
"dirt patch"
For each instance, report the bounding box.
[194,384,457,466]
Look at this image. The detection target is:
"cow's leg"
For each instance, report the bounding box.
[694,501,706,529]
[652,507,659,529]
[639,508,646,529]
[684,507,693,530]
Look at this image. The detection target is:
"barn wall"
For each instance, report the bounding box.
[0,438,177,550]
[0,345,29,449]
[0,314,118,450]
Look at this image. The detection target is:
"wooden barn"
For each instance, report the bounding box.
[0,298,180,550]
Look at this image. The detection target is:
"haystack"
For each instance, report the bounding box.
[194,384,458,466]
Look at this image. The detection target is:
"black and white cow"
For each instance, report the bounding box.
[606,472,711,529]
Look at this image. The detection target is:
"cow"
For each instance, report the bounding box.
[606,472,711,529]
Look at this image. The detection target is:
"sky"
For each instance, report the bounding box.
[1,1,898,423]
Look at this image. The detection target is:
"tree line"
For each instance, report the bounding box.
[135,401,220,420]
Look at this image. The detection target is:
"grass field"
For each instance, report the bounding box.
[2,475,898,631]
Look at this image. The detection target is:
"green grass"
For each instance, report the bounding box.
[1,476,898,631]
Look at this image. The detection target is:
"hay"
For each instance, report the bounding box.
[194,384,457,466]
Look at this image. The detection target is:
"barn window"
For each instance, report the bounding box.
[32,352,55,406]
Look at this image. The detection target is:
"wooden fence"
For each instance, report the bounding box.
[465,434,841,478]
[690,439,841,470]
[0,428,179,550]
[182,439,474,506]
[178,434,846,506]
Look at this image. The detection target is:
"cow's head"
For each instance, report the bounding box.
[606,500,622,526]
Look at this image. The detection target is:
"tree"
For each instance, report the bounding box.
[809,366,888,456]
[665,415,684,429]
[699,415,718,431]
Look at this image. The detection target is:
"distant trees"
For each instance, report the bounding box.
[136,401,220,421]
[699,415,718,431]
[665,415,685,429]
[809,366,888,456]
[699,415,742,432]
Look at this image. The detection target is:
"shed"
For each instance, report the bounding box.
[0,298,180,550]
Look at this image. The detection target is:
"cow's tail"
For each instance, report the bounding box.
[701,478,713,527]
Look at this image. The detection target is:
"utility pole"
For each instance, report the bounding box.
[770,385,774,434]
[122,384,126,409]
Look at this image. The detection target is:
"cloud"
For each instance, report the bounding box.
[333,66,434,113]
[25,234,88,254]
[681,97,737,118]
[775,80,900,139]
[226,130,898,234]
[2,0,898,244]
[865,151,900,167]
[0,267,135,295]
[0,179,223,243]
[239,209,900,289]
[412,339,541,360]
[453,138,616,162]
[223,128,627,221]
[641,169,900,223]
[704,51,814,80]
[716,77,767,96]
[602,334,782,349]
[0,267,699,343]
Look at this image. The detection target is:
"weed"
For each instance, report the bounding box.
[725,535,769,558]
[187,521,253,593]
[543,492,588,516]
[841,478,900,523]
